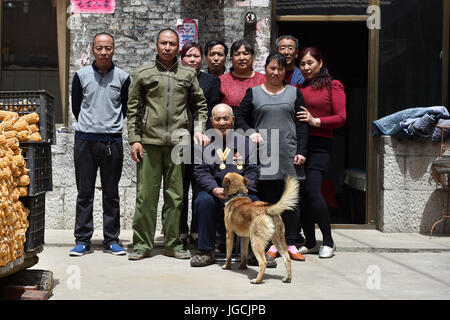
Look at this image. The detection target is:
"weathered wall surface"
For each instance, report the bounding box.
[46,0,272,233]
[377,136,450,234]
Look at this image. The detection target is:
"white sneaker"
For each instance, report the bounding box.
[319,244,336,258]
[298,244,320,254]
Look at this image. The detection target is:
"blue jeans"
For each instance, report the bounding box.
[194,191,259,251]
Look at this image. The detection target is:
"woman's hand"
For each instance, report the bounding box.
[249,132,264,144]
[297,106,321,127]
[294,154,306,165]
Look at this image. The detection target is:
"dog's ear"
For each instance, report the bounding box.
[243,176,250,186]
[223,176,230,188]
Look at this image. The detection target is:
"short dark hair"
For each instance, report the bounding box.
[204,40,228,57]
[156,28,180,44]
[230,39,254,57]
[93,32,115,46]
[275,35,299,50]
[265,52,287,69]
[179,41,203,59]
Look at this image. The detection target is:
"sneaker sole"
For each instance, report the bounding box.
[69,250,92,256]
[128,253,150,260]
[165,253,191,259]
[319,246,336,258]
[298,246,320,255]
[103,250,126,256]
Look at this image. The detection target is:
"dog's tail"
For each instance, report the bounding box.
[265,175,300,216]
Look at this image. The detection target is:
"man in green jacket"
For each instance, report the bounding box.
[127,28,208,260]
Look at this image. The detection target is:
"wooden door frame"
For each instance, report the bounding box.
[275,7,379,229]
[443,0,449,108]
[0,0,3,88]
[56,0,70,126]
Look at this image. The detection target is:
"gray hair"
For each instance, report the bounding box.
[211,103,234,117]
[275,35,299,51]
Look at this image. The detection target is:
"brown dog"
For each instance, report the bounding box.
[222,172,299,284]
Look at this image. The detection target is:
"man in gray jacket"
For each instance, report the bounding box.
[70,32,130,256]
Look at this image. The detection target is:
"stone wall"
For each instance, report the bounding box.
[377,136,450,234]
[46,0,272,232]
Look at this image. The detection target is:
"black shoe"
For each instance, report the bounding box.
[247,252,277,268]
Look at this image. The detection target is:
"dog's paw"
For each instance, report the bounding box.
[250,279,262,284]
[239,263,247,270]
[222,264,231,270]
[282,277,292,283]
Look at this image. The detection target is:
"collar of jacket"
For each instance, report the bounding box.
[155,55,179,71]
[92,60,115,74]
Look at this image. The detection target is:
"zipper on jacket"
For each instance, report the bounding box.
[165,70,170,144]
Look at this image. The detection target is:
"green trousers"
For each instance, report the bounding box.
[132,144,183,254]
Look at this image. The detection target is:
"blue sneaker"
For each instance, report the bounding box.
[69,244,92,256]
[104,243,126,255]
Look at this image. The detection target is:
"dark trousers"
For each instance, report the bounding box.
[300,136,334,248]
[300,169,334,248]
[195,191,259,251]
[180,163,197,236]
[258,179,300,246]
[74,139,123,248]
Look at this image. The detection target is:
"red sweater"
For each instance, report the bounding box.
[297,80,346,138]
[219,72,266,107]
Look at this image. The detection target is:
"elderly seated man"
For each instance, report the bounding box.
[190,103,277,267]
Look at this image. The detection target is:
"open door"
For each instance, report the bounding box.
[277,20,369,225]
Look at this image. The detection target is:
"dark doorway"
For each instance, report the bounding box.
[1,0,62,123]
[278,21,369,224]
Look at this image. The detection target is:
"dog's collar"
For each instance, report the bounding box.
[226,193,248,201]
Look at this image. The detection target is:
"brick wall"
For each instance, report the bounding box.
[377,136,450,234]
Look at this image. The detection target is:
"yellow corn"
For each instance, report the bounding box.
[12,120,29,132]
[4,131,17,139]
[29,132,42,142]
[20,112,39,124]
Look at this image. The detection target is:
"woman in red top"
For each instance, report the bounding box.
[219,39,266,109]
[295,46,346,259]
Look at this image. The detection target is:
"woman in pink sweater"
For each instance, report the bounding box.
[295,46,346,259]
[219,39,266,109]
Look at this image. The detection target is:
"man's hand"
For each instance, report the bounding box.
[211,187,225,200]
[131,142,143,163]
[294,154,306,165]
[193,131,210,147]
